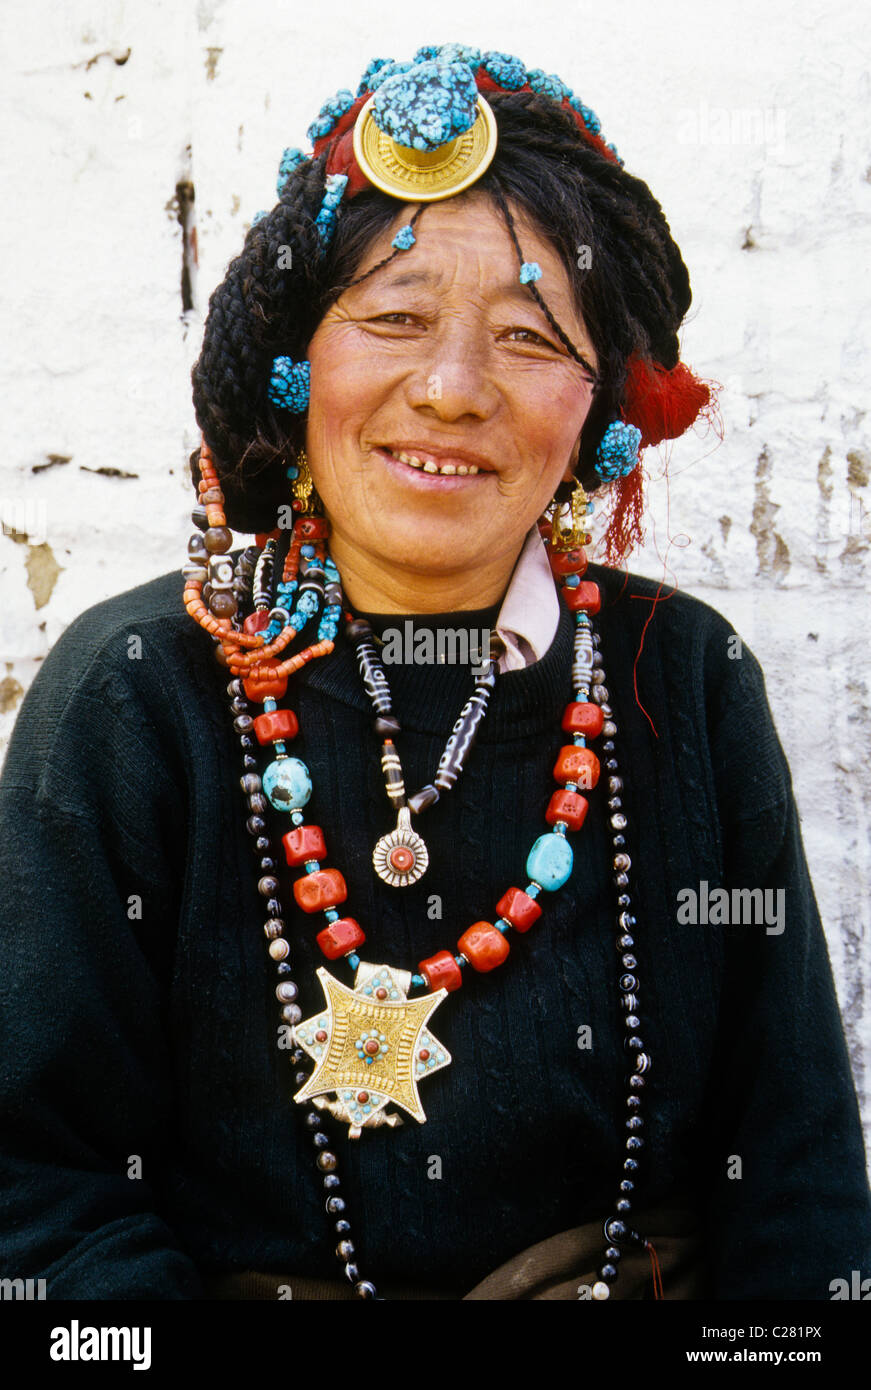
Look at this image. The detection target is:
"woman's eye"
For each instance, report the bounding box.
[505,327,557,349]
[370,312,419,326]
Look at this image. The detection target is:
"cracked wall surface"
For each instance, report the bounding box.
[2,0,870,1160]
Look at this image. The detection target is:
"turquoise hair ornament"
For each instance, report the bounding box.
[306,88,357,144]
[353,59,497,202]
[277,147,307,197]
[314,172,349,245]
[268,357,310,414]
[481,50,526,89]
[594,420,643,480]
[519,261,542,284]
[372,60,479,151]
[391,224,416,251]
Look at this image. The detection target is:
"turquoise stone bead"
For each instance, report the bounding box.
[526,833,573,891]
[262,757,312,811]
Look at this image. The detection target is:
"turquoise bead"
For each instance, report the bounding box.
[262,757,312,811]
[526,833,573,891]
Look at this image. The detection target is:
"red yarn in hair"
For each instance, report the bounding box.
[623,356,712,449]
[601,463,646,567]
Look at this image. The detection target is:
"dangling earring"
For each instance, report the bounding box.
[288,449,324,521]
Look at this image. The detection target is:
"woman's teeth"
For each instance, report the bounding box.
[393,450,479,476]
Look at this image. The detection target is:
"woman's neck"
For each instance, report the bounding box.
[327,532,522,614]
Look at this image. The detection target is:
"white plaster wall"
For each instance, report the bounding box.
[2,1,870,1164]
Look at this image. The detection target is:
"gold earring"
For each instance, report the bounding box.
[292,450,323,518]
[548,476,590,551]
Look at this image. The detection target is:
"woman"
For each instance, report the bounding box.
[1,43,869,1302]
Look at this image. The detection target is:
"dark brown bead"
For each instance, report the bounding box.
[204,526,233,554]
[408,784,439,815]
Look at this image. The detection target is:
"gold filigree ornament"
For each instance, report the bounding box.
[549,479,591,551]
[352,93,498,202]
[293,962,451,1137]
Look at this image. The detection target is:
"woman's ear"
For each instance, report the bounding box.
[561,437,582,484]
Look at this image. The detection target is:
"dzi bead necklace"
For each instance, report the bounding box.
[182,441,660,1301]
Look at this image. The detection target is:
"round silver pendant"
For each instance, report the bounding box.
[373,807,429,887]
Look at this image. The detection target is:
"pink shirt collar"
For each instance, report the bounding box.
[493,525,561,672]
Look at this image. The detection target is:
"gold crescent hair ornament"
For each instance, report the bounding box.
[352,65,498,202]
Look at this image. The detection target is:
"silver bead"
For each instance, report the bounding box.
[592,686,610,705]
[281,1003,302,1025]
[610,813,627,830]
[603,720,617,737]
[276,982,298,1003]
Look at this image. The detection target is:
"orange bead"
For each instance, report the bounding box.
[562,581,601,613]
[546,789,589,830]
[553,745,600,790]
[495,888,542,933]
[283,825,326,866]
[457,921,510,972]
[316,917,365,960]
[244,671,289,702]
[253,709,298,744]
[293,868,347,913]
[562,702,604,737]
[419,950,463,993]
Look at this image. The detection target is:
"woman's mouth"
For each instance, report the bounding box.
[376,446,491,480]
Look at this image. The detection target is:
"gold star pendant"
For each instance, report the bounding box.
[293,962,451,1138]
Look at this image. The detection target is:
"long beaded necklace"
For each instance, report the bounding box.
[182,443,659,1301]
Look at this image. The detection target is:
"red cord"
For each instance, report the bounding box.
[646,1240,664,1300]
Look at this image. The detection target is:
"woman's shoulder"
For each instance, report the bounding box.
[1,566,209,801]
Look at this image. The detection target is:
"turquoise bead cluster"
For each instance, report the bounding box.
[276,146,307,197]
[371,60,479,151]
[267,357,310,413]
[391,224,416,251]
[594,419,643,480]
[314,172,349,244]
[306,89,357,143]
[519,261,542,284]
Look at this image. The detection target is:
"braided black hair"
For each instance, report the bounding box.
[191,90,695,532]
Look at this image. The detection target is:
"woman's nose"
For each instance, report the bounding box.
[403,321,499,422]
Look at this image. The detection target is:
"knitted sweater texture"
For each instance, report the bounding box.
[1,559,869,1299]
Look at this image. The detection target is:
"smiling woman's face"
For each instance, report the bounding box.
[305,191,598,612]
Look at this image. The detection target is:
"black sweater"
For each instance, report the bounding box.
[1,559,869,1299]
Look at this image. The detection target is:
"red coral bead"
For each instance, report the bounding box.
[496,887,542,933]
[293,868,347,913]
[548,548,588,576]
[296,517,330,540]
[553,745,600,790]
[253,709,299,745]
[457,921,510,972]
[419,950,463,993]
[316,917,365,960]
[243,670,289,702]
[243,610,271,634]
[282,824,327,866]
[562,581,601,613]
[562,702,604,737]
[546,789,589,830]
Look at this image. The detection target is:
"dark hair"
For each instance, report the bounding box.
[191,90,693,533]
